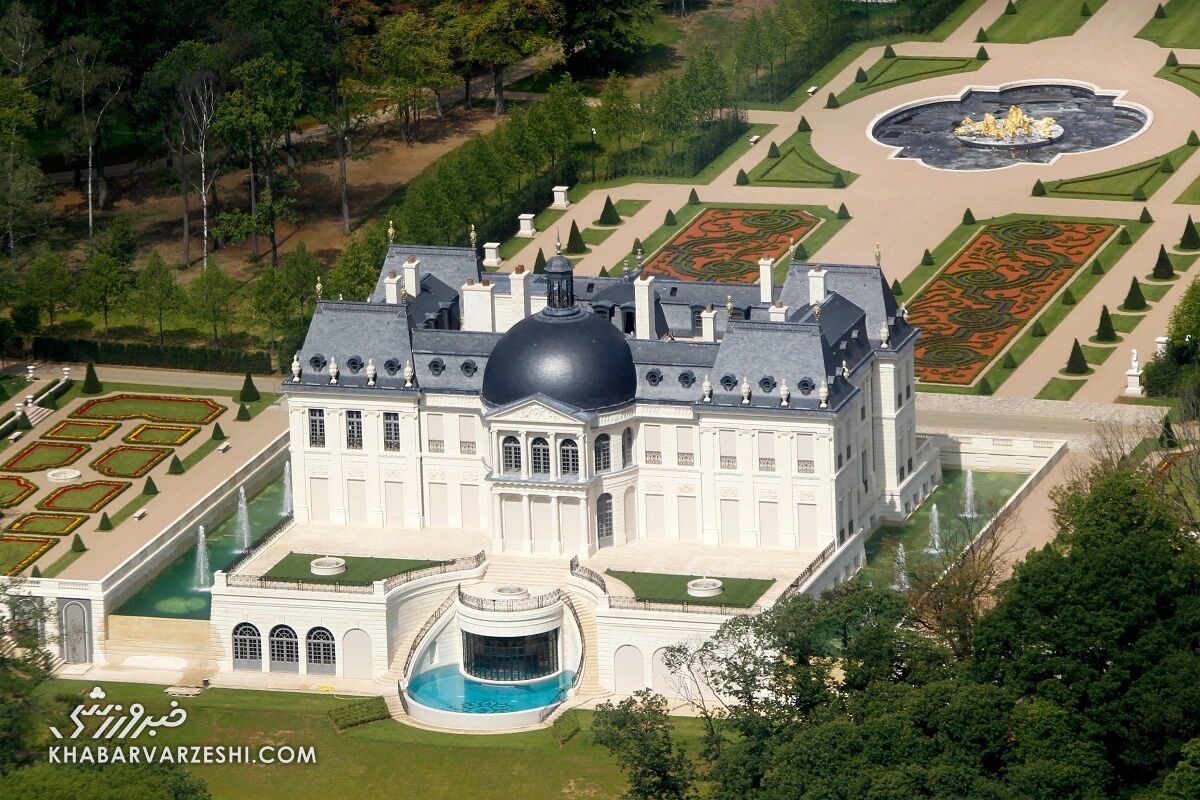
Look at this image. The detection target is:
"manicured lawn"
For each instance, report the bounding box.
[262,553,447,585]
[748,130,858,188]
[6,513,87,535]
[614,199,649,218]
[0,475,37,507]
[605,570,774,607]
[1178,167,1200,204]
[836,55,983,105]
[1111,312,1143,333]
[985,0,1108,43]
[1041,142,1198,201]
[57,381,277,420]
[1036,377,1087,400]
[1157,63,1200,101]
[108,492,153,528]
[2,441,89,472]
[1138,0,1200,48]
[181,438,221,471]
[42,420,119,442]
[0,536,54,575]
[72,393,225,424]
[37,480,130,513]
[123,423,201,446]
[581,227,615,246]
[45,680,702,800]
[40,547,84,577]
[90,445,171,478]
[1081,344,1117,366]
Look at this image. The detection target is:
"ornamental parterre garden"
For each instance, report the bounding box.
[2,441,90,472]
[6,512,88,535]
[123,423,201,446]
[42,420,120,441]
[90,445,172,478]
[72,394,226,424]
[37,480,131,513]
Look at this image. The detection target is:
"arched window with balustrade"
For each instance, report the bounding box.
[502,435,522,474]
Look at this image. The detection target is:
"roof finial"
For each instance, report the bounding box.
[880,322,891,349]
[780,379,790,407]
[403,360,414,389]
[315,277,323,299]
[555,227,562,255]
[701,374,712,403]
[387,220,395,244]
[291,353,301,383]
[841,359,850,379]
[726,294,733,316]
[874,241,881,267]
[741,377,751,405]
[818,381,829,409]
[328,357,339,385]
[470,223,477,249]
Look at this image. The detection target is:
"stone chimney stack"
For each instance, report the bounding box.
[758,256,774,304]
[769,300,788,323]
[808,265,826,305]
[384,270,401,304]
[510,264,532,324]
[403,255,422,298]
[700,304,716,342]
[635,272,656,340]
[461,277,497,332]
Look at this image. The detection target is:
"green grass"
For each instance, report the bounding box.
[836,56,983,105]
[1041,142,1198,201]
[0,537,53,574]
[181,439,221,471]
[581,227,616,246]
[1138,0,1200,47]
[1080,344,1117,365]
[909,213,1147,396]
[42,421,119,442]
[604,570,774,607]
[1146,252,1200,282]
[6,513,86,535]
[39,481,130,513]
[124,424,201,445]
[57,381,277,420]
[72,394,226,424]
[0,475,36,507]
[1177,163,1200,204]
[985,0,1108,42]
[1111,312,1142,333]
[748,131,858,188]
[614,199,649,218]
[108,492,154,528]
[1157,63,1200,102]
[40,547,84,578]
[44,679,705,800]
[262,553,447,585]
[1036,377,1088,400]
[90,446,170,478]
[2,441,88,472]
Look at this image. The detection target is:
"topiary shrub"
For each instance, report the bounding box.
[168,455,184,475]
[891,279,903,297]
[237,403,251,421]
[922,249,935,266]
[71,534,86,553]
[855,67,868,83]
[1189,130,1199,147]
[794,243,808,260]
[837,203,850,220]
[1133,186,1147,202]
[565,220,587,254]
[962,208,975,225]
[883,44,896,59]
[1124,277,1147,311]
[211,423,226,441]
[37,393,56,410]
[1154,244,1176,279]
[736,168,749,185]
[1032,320,1047,337]
[1032,179,1046,196]
[239,371,260,403]
[664,209,677,226]
[1004,0,1016,14]
[1096,305,1117,342]
[1061,289,1076,306]
[1065,339,1088,374]
[1156,3,1167,19]
[1162,157,1175,174]
[1091,258,1104,275]
[30,565,40,578]
[328,697,390,731]
[1002,352,1017,369]
[977,46,989,61]
[687,188,699,204]
[767,140,780,158]
[552,709,582,746]
[16,411,30,430]
[976,27,988,43]
[1117,228,1132,245]
[1140,207,1154,224]
[826,92,839,109]
[532,248,546,274]
[1080,1,1091,15]
[798,116,811,133]
[1180,215,1200,250]
[598,195,621,225]
[82,361,102,395]
[978,377,993,395]
[98,512,112,531]
[632,237,643,253]
[831,172,846,188]
[144,476,158,496]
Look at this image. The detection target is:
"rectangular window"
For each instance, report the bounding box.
[345,410,362,450]
[383,412,401,451]
[796,434,814,473]
[308,408,325,448]
[676,426,694,466]
[757,431,775,472]
[458,415,476,455]
[719,429,737,470]
[427,413,444,453]
[645,425,661,465]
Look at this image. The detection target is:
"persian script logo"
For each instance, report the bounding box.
[50,686,188,740]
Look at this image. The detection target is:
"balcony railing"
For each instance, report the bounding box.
[774,541,838,605]
[569,556,607,594]
[797,459,815,473]
[457,586,563,612]
[384,438,401,451]
[758,457,775,472]
[382,550,486,591]
[677,453,694,466]
[720,456,737,470]
[608,595,760,616]
[224,513,294,575]
[645,450,662,465]
[427,439,444,453]
[460,442,476,455]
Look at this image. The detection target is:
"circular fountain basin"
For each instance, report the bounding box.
[954,124,1064,149]
[46,468,81,482]
[687,578,724,598]
[494,585,529,599]
[310,556,346,576]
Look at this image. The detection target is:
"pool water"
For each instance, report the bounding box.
[407,664,574,713]
[115,473,287,620]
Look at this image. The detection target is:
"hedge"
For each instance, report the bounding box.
[33,338,273,375]
[328,697,390,731]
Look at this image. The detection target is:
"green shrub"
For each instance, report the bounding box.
[1032,179,1045,196]
[978,376,993,395]
[1160,414,1178,448]
[767,141,780,158]
[1002,352,1017,369]
[977,46,989,61]
[891,279,903,297]
[1156,4,1167,19]
[883,45,896,58]
[1166,51,1178,67]
[1065,339,1088,374]
[837,203,850,220]
[1091,259,1104,275]
[1061,289,1076,306]
[237,403,251,421]
[144,477,158,496]
[855,66,868,83]
[16,411,30,430]
[1140,207,1153,223]
[664,209,677,226]
[1189,130,1199,147]
[1162,157,1175,174]
[1133,186,1147,202]
[82,361,102,395]
[71,534,86,553]
[922,249,934,266]
[211,423,226,441]
[1096,305,1117,342]
[239,372,260,403]
[688,188,700,204]
[632,237,643,254]
[552,710,582,746]
[1124,277,1147,311]
[30,565,40,577]
[35,341,272,376]
[98,513,112,531]
[797,117,811,133]
[1117,228,1132,245]
[598,195,621,225]
[794,243,808,260]
[975,27,987,43]
[826,92,839,109]
[736,168,749,185]
[1031,320,1047,337]
[532,248,546,274]
[831,172,845,188]
[1004,0,1016,14]
[564,221,587,254]
[168,455,184,475]
[1154,245,1176,279]
[1180,215,1200,250]
[1080,2,1090,16]
[37,393,56,410]
[962,208,975,225]
[328,697,390,731]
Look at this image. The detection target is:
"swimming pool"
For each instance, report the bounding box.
[406,664,574,714]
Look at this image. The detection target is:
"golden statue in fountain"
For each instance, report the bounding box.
[954,105,1058,141]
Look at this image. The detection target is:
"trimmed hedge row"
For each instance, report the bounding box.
[328,697,390,731]
[32,338,273,375]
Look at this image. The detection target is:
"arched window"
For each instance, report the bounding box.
[306,627,336,675]
[269,625,299,673]
[560,439,579,476]
[594,434,611,473]
[622,428,633,468]
[502,436,522,474]
[531,437,550,476]
[597,493,614,548]
[233,623,261,671]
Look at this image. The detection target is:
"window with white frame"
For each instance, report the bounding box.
[426,413,444,453]
[345,409,362,449]
[758,431,775,472]
[383,412,401,451]
[308,408,325,448]
[719,429,737,470]
[797,434,815,473]
[560,439,579,476]
[594,434,611,472]
[622,428,633,468]
[531,437,551,476]
[676,426,694,466]
[644,425,661,465]
[502,436,521,474]
[458,415,476,454]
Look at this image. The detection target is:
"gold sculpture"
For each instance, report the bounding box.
[954,105,1057,140]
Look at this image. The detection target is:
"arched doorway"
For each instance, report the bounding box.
[342,628,372,678]
[60,601,89,664]
[613,644,645,693]
[596,493,614,549]
[232,623,262,671]
[651,648,672,694]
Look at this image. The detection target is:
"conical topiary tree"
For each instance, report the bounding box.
[71,534,86,553]
[1189,130,1199,147]
[30,565,40,578]
[144,476,158,496]
[1032,179,1046,196]
[1002,352,1017,369]
[978,376,993,395]
[237,403,251,421]
[977,46,989,61]
[664,209,677,226]
[798,116,811,133]
[532,248,546,273]
[211,423,226,441]
[239,371,260,403]
[922,249,935,266]
[976,27,988,43]
[883,44,896,58]
[168,455,184,475]
[831,172,846,188]
[1004,0,1016,13]
[1096,305,1117,342]
[632,237,643,253]
[1065,339,1088,374]
[1124,277,1147,311]
[736,168,749,185]
[963,208,975,225]
[837,203,850,220]
[1140,207,1154,224]
[1154,245,1176,279]
[1180,215,1200,250]
[15,410,30,430]
[1061,289,1076,306]
[82,361,102,395]
[1080,2,1091,16]
[565,221,587,254]
[1162,157,1175,174]
[598,195,621,225]
[1117,228,1132,245]
[1160,414,1178,448]
[98,512,112,531]
[855,66,868,83]
[826,92,839,109]
[1156,4,1167,19]
[1031,319,1047,337]
[688,188,700,204]
[767,141,780,158]
[1167,50,1179,67]
[1133,186,1147,202]
[1090,258,1104,275]
[891,279,903,297]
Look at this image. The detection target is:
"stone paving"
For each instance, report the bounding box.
[500,0,1199,405]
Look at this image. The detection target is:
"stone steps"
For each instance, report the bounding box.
[481,556,571,590]
[563,588,605,696]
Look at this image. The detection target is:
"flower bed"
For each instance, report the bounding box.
[90,446,171,478]
[38,480,131,513]
[72,394,225,424]
[0,475,37,508]
[7,513,87,535]
[122,423,201,446]
[0,535,55,575]
[2,441,90,472]
[643,207,818,283]
[909,219,1116,385]
[43,420,120,442]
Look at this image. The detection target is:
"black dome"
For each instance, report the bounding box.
[483,307,636,411]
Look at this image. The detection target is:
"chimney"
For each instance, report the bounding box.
[700,304,716,342]
[769,300,788,323]
[635,272,656,340]
[461,277,496,332]
[808,265,826,305]
[510,264,532,323]
[403,255,422,298]
[758,256,774,304]
[384,270,401,304]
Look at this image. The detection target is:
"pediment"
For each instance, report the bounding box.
[484,394,592,426]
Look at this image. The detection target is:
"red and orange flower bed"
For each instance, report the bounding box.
[123,423,201,446]
[90,446,171,478]
[0,475,37,508]
[38,480,130,513]
[7,512,87,536]
[0,535,56,575]
[72,394,225,424]
[643,207,818,283]
[2,441,89,472]
[43,420,120,442]
[909,219,1116,386]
